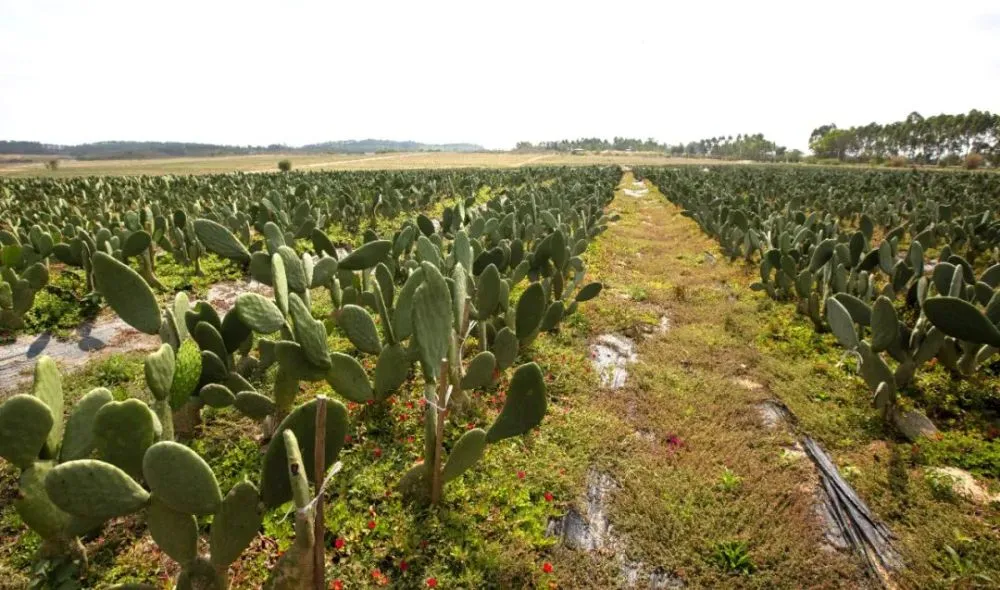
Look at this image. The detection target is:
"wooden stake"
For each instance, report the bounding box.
[313,395,327,590]
[430,359,449,505]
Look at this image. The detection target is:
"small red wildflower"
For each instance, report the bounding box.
[418,398,426,407]
[400,413,409,421]
[374,447,382,458]
[344,434,353,444]
[544,492,553,502]
[348,402,358,410]
[367,520,377,530]
[406,401,414,409]
[334,537,345,550]
[400,560,409,571]
[426,578,438,588]
[407,435,415,443]
[517,470,526,480]
[330,580,344,590]
[366,399,375,406]
[542,562,553,573]
[466,422,475,430]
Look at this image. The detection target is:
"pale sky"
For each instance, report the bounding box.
[1,0,998,151]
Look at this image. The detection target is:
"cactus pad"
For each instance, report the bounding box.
[143,441,223,515]
[94,399,158,480]
[147,495,198,565]
[235,293,286,333]
[60,387,113,462]
[45,459,150,520]
[144,344,176,402]
[486,362,546,443]
[93,252,162,335]
[442,428,487,482]
[338,304,382,355]
[210,481,264,568]
[0,394,53,469]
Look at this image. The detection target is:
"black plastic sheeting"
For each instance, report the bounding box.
[803,436,902,589]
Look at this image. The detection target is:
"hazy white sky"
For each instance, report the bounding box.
[1,0,998,151]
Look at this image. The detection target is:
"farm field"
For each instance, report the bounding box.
[0,152,718,178]
[0,163,999,590]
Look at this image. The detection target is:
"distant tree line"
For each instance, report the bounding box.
[515,137,665,152]
[664,134,799,162]
[808,110,999,166]
[0,139,484,161]
[517,135,795,162]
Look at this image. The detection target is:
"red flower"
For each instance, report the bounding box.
[367,520,376,530]
[400,560,409,571]
[330,580,344,590]
[333,537,345,550]
[374,447,382,458]
[366,400,375,406]
[426,578,438,588]
[406,401,414,409]
[517,470,526,480]
[407,435,415,444]
[544,492,553,502]
[344,434,353,444]
[466,422,476,430]
[542,562,553,573]
[400,413,410,421]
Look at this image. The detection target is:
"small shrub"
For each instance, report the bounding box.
[717,467,742,492]
[45,159,60,170]
[887,156,907,168]
[277,159,292,172]
[712,540,755,574]
[965,153,984,170]
[673,284,688,302]
[925,470,958,502]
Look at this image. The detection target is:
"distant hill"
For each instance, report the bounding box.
[0,139,485,160]
[302,139,483,153]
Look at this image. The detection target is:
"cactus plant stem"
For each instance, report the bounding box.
[313,395,327,590]
[430,359,449,506]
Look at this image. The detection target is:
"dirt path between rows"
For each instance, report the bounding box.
[550,172,877,588]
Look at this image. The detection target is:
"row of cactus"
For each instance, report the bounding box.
[640,165,1000,432]
[0,354,348,589]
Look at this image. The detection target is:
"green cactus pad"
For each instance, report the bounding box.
[94,399,158,480]
[515,282,545,343]
[93,252,161,335]
[210,481,264,569]
[398,463,431,505]
[326,353,374,402]
[32,355,64,458]
[220,309,252,354]
[194,321,229,368]
[274,340,328,382]
[575,282,603,302]
[338,304,382,355]
[486,362,547,443]
[826,297,859,350]
[870,296,899,353]
[539,300,565,332]
[143,441,223,515]
[413,262,453,379]
[461,351,497,390]
[277,246,307,293]
[60,387,113,462]
[832,293,872,326]
[14,461,73,540]
[493,327,518,371]
[272,252,290,315]
[374,343,409,401]
[144,344,176,402]
[122,230,152,259]
[234,391,276,420]
[170,339,203,411]
[476,264,501,319]
[288,293,331,368]
[199,350,229,384]
[392,267,424,340]
[192,219,250,263]
[0,394,53,469]
[147,495,198,565]
[923,296,1000,347]
[339,240,392,271]
[235,293,285,333]
[858,342,896,395]
[260,398,349,508]
[45,459,150,520]
[443,428,487,483]
[199,383,236,408]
